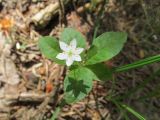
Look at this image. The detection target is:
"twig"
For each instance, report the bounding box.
[58,0,65,25]
[31,0,69,28]
[0,92,47,103]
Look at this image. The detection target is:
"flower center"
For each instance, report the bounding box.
[68,51,73,57]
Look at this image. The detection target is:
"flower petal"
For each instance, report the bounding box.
[75,48,84,54]
[56,53,67,60]
[70,38,77,49]
[66,57,74,66]
[59,41,69,51]
[72,55,82,61]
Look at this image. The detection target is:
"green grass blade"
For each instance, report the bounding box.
[121,104,146,120]
[115,54,160,72]
[111,100,131,120]
[114,68,160,100]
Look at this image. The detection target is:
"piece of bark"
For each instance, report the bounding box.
[0,92,47,103]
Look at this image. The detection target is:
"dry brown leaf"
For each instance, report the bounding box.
[0,32,6,53]
[0,56,20,85]
[0,31,20,85]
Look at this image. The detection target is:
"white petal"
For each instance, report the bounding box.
[70,38,77,49]
[73,55,82,61]
[75,48,84,54]
[66,57,74,66]
[56,53,67,60]
[16,42,21,50]
[59,41,69,51]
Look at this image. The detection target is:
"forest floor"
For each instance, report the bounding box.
[0,0,160,120]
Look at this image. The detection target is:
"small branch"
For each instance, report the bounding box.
[0,92,47,103]
[31,0,69,28]
[58,0,66,25]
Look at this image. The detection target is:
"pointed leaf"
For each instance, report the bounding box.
[64,67,96,103]
[86,32,127,65]
[87,63,113,81]
[60,28,86,48]
[38,36,64,64]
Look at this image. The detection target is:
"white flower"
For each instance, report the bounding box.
[56,39,84,66]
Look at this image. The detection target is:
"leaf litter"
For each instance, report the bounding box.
[0,0,159,120]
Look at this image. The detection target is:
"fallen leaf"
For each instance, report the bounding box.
[0,57,20,85]
[0,18,13,31]
[0,32,6,53]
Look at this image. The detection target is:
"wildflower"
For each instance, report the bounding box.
[56,39,84,66]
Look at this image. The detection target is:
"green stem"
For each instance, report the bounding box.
[93,0,108,39]
[51,107,61,120]
[51,99,66,120]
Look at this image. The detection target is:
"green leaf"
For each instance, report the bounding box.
[60,28,86,48]
[64,67,95,103]
[38,36,65,64]
[86,32,127,65]
[86,63,113,81]
[86,45,98,60]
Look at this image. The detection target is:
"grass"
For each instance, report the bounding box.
[115,54,160,72]
[108,55,160,120]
